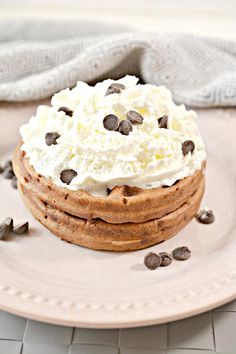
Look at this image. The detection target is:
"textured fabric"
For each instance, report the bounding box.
[0,19,236,107]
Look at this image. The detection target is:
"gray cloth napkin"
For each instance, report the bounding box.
[0,19,236,107]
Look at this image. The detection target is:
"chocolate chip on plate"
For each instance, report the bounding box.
[126,110,144,125]
[144,252,161,270]
[60,169,77,185]
[58,106,73,117]
[197,209,215,224]
[2,217,14,233]
[103,114,119,131]
[0,224,9,240]
[159,252,172,267]
[3,167,15,179]
[182,140,195,156]
[11,176,18,189]
[105,83,126,96]
[14,222,29,235]
[173,246,191,261]
[45,132,60,146]
[4,160,13,170]
[158,115,168,129]
[118,119,133,135]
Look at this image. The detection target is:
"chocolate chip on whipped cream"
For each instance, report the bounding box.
[126,110,144,125]
[173,246,191,261]
[197,209,215,224]
[45,132,60,146]
[118,119,133,135]
[103,114,119,131]
[158,115,168,129]
[60,169,77,185]
[182,140,195,156]
[58,106,73,117]
[144,252,161,270]
[105,83,125,96]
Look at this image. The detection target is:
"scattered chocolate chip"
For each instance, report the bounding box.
[105,83,125,96]
[126,110,144,125]
[3,167,15,179]
[173,246,191,261]
[14,222,29,235]
[0,224,9,240]
[4,160,13,170]
[11,176,18,189]
[144,252,161,270]
[103,114,119,131]
[159,252,172,267]
[60,169,77,185]
[58,106,73,117]
[118,119,133,135]
[0,165,3,174]
[45,132,60,146]
[2,217,14,233]
[158,115,168,129]
[197,209,215,224]
[182,140,195,156]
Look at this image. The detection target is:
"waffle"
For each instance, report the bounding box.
[13,144,205,224]
[13,144,205,251]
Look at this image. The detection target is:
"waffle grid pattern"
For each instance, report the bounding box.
[0,300,236,354]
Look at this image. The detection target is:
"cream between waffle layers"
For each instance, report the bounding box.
[13,76,206,251]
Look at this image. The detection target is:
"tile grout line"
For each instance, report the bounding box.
[212,310,216,351]
[118,328,121,350]
[167,322,169,350]
[20,318,29,354]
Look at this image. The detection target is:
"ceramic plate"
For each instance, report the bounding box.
[0,103,236,328]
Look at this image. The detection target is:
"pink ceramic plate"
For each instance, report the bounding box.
[0,102,235,328]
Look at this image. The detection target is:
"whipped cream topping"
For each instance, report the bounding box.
[20,75,206,196]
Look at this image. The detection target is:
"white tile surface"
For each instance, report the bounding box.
[70,344,118,354]
[120,325,167,349]
[0,312,26,340]
[168,313,214,350]
[24,320,73,345]
[73,329,119,345]
[0,340,22,354]
[214,312,236,352]
[22,343,69,354]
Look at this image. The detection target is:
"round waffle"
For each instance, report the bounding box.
[18,178,204,251]
[13,144,205,224]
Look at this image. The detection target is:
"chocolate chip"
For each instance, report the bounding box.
[158,115,168,129]
[60,169,77,185]
[118,119,133,135]
[4,160,12,170]
[2,217,14,233]
[103,114,119,131]
[11,176,18,189]
[0,224,9,240]
[144,252,161,270]
[107,188,112,195]
[0,165,3,174]
[58,106,73,117]
[126,110,144,125]
[14,222,29,235]
[3,167,15,179]
[159,252,172,267]
[182,140,195,156]
[45,132,60,146]
[197,209,215,224]
[105,83,125,96]
[172,246,191,261]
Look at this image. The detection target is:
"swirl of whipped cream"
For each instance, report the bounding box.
[20,75,206,196]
